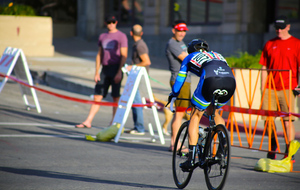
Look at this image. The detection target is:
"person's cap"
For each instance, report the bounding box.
[274,15,290,29]
[174,23,189,31]
[105,14,117,22]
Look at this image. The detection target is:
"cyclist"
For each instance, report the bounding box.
[168,39,236,171]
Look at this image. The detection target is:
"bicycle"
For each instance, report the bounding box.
[166,90,230,190]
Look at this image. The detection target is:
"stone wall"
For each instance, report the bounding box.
[0,15,54,57]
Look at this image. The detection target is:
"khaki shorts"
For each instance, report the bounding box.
[170,81,191,111]
[262,89,295,121]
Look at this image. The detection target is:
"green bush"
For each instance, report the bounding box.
[0,3,36,16]
[225,51,262,69]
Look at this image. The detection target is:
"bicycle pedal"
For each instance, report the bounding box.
[180,161,196,172]
[181,165,197,172]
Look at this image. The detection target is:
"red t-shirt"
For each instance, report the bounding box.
[259,36,300,90]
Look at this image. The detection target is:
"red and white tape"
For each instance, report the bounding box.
[1,72,299,118]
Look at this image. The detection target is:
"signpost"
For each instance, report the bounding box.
[113,66,165,144]
[0,47,41,113]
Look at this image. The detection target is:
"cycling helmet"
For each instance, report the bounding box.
[187,39,209,54]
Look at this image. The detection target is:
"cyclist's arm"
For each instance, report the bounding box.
[172,55,191,96]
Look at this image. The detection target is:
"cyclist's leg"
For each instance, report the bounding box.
[205,105,225,126]
[180,79,208,170]
[188,107,204,145]
[180,107,204,171]
[189,76,209,145]
[214,109,225,126]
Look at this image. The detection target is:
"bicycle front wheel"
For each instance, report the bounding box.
[172,121,192,189]
[204,124,230,190]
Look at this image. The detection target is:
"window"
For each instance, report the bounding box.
[277,0,300,21]
[0,0,77,23]
[107,0,144,26]
[171,0,223,25]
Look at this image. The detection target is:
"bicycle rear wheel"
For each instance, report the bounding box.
[204,124,230,190]
[172,121,192,189]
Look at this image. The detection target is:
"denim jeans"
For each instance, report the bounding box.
[132,90,145,132]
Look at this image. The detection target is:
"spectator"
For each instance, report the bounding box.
[259,15,300,160]
[120,0,143,23]
[125,24,151,135]
[165,20,191,151]
[75,14,128,128]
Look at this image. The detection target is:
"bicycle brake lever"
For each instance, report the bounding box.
[165,102,170,107]
[169,97,176,113]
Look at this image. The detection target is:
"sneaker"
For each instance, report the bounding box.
[163,129,170,136]
[129,130,145,135]
[180,160,194,172]
[266,146,278,159]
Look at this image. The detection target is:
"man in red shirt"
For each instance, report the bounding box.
[259,15,300,160]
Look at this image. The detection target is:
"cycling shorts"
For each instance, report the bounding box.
[191,68,236,111]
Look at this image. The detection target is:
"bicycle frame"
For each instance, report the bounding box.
[199,94,220,168]
[173,94,222,167]
[170,92,230,190]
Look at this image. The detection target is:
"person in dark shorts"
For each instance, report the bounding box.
[168,39,236,170]
[75,14,128,128]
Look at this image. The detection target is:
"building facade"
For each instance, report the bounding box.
[77,0,300,57]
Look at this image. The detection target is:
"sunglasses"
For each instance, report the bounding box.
[107,21,116,24]
[274,26,286,30]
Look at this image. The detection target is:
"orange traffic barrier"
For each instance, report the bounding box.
[225,68,296,158]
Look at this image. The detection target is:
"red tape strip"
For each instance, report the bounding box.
[175,100,300,118]
[2,73,299,117]
[221,105,300,118]
[0,73,153,107]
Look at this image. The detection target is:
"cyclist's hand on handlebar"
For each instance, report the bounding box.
[166,93,177,113]
[166,92,176,107]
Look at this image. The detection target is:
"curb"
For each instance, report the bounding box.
[44,72,94,96]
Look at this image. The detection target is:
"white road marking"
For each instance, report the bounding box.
[0,122,74,128]
[0,134,84,138]
[0,122,286,146]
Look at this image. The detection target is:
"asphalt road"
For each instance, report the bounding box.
[1,82,300,190]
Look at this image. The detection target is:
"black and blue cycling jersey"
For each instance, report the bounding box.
[172,51,236,110]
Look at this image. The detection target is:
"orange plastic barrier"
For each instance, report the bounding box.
[225,68,297,157]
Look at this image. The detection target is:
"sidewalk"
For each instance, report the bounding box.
[27,37,172,102]
[26,37,300,140]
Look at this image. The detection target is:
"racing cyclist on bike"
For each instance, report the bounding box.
[168,39,236,171]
